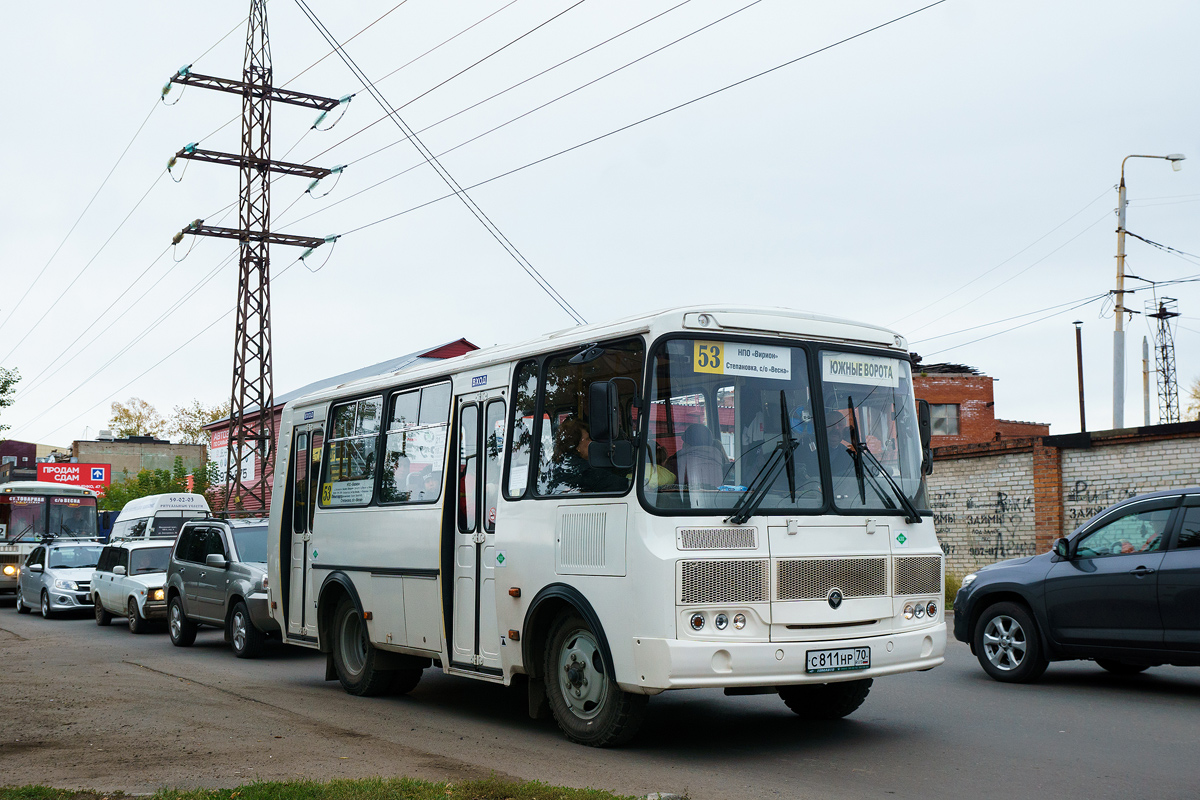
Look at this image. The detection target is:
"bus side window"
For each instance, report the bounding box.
[309,430,323,529]
[484,400,505,532]
[321,397,382,508]
[459,404,479,532]
[505,360,538,499]
[294,432,309,533]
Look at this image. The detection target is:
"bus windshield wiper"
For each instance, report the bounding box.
[847,397,920,524]
[726,391,799,525]
[859,446,922,524]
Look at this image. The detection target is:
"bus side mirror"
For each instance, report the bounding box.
[588,380,635,470]
[917,399,934,475]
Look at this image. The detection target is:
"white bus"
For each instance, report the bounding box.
[1,481,100,594]
[266,306,945,746]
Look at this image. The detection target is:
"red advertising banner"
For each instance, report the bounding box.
[210,428,229,449]
[37,463,112,495]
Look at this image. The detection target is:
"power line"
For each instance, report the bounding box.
[1125,230,1200,263]
[921,294,1107,358]
[294,0,588,325]
[319,0,951,243]
[888,186,1112,328]
[910,293,1108,345]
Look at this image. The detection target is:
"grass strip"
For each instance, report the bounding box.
[0,777,640,800]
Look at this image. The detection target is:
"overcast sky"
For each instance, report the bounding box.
[1,0,1197,445]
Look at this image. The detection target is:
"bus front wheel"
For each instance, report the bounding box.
[779,678,873,719]
[543,610,647,747]
[331,597,394,697]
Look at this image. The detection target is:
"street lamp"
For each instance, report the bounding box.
[1111,153,1185,429]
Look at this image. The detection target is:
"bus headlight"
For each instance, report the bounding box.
[2,565,15,577]
[914,603,926,619]
[689,613,705,631]
[926,600,938,617]
[733,613,746,630]
[715,613,729,630]
[903,603,915,620]
[54,579,79,591]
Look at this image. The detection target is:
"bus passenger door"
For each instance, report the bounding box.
[288,426,323,637]
[451,397,506,672]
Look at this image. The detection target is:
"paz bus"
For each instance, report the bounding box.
[265,306,945,746]
[1,481,100,594]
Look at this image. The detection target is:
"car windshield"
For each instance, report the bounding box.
[130,547,172,575]
[48,545,103,569]
[231,525,268,563]
[820,350,927,511]
[645,339,824,513]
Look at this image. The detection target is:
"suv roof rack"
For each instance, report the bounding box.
[37,535,102,544]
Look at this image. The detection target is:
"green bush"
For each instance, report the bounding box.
[944,572,964,610]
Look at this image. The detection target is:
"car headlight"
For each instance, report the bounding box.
[960,573,977,588]
[2,564,16,577]
[54,579,79,591]
[149,588,165,601]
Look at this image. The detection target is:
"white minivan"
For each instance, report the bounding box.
[109,493,211,542]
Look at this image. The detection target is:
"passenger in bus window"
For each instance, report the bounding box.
[644,444,676,489]
[548,418,625,494]
[673,424,728,490]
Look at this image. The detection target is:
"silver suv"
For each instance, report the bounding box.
[92,539,172,633]
[15,539,104,618]
[165,518,278,658]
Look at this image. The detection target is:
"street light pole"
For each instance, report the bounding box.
[1074,320,1086,433]
[1112,153,1186,429]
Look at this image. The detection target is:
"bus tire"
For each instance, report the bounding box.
[391,668,423,696]
[543,610,647,747]
[779,678,873,720]
[169,596,198,647]
[332,597,394,697]
[95,597,112,626]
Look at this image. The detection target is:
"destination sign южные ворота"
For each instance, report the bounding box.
[822,352,900,388]
[693,341,791,380]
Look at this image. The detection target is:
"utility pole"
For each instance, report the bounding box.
[169,0,340,514]
[1147,298,1181,424]
[1111,153,1186,430]
[1142,336,1150,426]
[1073,321,1086,433]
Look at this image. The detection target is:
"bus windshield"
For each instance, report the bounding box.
[47,497,99,538]
[0,495,46,541]
[644,340,926,515]
[645,339,824,513]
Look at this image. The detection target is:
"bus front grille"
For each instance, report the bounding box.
[776,558,887,601]
[679,559,769,604]
[894,556,943,595]
[677,527,757,550]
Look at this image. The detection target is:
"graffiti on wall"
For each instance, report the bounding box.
[932,487,1036,560]
[1063,480,1141,528]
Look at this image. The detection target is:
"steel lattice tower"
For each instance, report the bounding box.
[1147,297,1181,424]
[170,0,339,513]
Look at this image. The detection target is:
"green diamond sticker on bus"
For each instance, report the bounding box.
[895,532,907,546]
[311,550,318,559]
[496,550,507,566]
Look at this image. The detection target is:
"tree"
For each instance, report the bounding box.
[0,366,18,434]
[1187,376,1200,421]
[168,398,231,445]
[109,397,165,438]
[99,455,217,511]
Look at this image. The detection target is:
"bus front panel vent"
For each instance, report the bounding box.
[677,527,757,550]
[776,557,887,601]
[679,559,769,604]
[893,555,943,595]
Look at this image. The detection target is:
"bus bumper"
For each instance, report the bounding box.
[628,624,945,691]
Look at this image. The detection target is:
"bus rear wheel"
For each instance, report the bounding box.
[331,597,394,697]
[779,678,873,720]
[543,610,647,747]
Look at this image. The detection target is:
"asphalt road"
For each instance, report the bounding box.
[2,601,1198,799]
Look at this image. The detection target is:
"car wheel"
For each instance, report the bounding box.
[95,597,112,626]
[543,610,647,747]
[1096,659,1150,675]
[15,592,30,614]
[168,596,197,647]
[127,598,147,634]
[40,590,54,619]
[779,679,873,720]
[230,601,266,659]
[331,597,394,696]
[392,668,423,696]
[974,601,1049,683]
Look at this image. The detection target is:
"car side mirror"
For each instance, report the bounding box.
[29,563,43,573]
[205,553,228,569]
[916,399,934,475]
[1053,537,1071,559]
[113,565,126,576]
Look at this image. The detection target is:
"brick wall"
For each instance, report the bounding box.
[913,374,1050,446]
[928,422,1200,576]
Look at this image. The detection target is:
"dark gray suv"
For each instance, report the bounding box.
[165,517,278,658]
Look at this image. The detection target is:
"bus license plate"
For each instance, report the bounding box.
[806,647,870,674]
